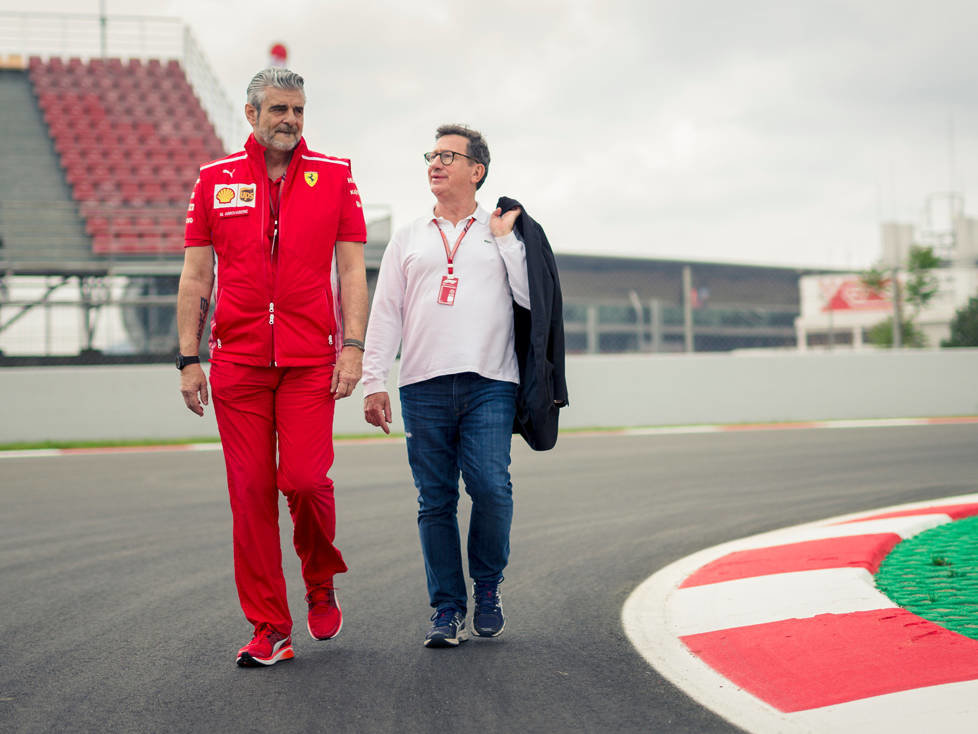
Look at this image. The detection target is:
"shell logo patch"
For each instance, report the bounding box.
[213,183,257,209]
[304,171,319,187]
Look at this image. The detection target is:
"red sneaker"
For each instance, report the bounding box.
[236,623,294,667]
[306,583,343,640]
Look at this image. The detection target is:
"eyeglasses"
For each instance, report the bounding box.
[423,150,476,166]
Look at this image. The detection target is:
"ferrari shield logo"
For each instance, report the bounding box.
[304,171,319,187]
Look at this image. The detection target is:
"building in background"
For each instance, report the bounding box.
[556,254,826,354]
[795,195,978,350]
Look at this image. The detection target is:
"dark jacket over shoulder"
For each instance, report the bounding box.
[497,196,568,451]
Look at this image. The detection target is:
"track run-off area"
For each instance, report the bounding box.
[2,420,977,733]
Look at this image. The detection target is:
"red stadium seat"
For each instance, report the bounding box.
[133,121,155,138]
[115,232,143,253]
[72,182,96,202]
[92,234,113,253]
[64,167,88,186]
[30,54,227,255]
[131,215,157,234]
[119,181,142,203]
[85,215,110,237]
[95,178,120,195]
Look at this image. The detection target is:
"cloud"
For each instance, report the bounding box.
[5,0,978,268]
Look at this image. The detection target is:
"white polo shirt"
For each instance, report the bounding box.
[362,204,531,395]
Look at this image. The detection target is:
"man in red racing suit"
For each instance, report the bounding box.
[176,68,368,667]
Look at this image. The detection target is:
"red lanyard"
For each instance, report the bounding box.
[268,176,283,259]
[268,173,285,215]
[433,217,475,276]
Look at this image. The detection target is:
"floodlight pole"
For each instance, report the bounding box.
[682,265,695,352]
[891,266,903,348]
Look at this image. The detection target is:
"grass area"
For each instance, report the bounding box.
[876,516,978,641]
[0,433,412,451]
[0,427,630,452]
[0,437,222,451]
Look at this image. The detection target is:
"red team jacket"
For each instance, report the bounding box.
[184,134,367,367]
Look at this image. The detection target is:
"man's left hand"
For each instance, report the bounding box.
[490,206,522,238]
[331,346,363,400]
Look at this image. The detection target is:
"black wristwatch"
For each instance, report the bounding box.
[176,354,201,371]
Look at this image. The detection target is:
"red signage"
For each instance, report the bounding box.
[822,279,892,312]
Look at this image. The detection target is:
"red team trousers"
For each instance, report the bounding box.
[209,361,347,634]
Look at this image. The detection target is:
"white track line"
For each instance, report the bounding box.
[3,416,976,459]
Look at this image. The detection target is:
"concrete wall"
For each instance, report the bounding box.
[2,349,978,444]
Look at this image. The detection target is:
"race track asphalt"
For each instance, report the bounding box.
[2,423,976,734]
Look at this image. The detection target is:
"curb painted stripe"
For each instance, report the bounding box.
[620,416,978,437]
[669,567,896,636]
[834,503,978,524]
[681,609,978,712]
[679,533,902,587]
[622,494,978,733]
[718,514,950,548]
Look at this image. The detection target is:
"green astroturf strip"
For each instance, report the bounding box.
[875,516,978,640]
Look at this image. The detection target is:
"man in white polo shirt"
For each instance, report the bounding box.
[362,124,529,647]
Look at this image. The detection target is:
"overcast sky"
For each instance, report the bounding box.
[4,0,978,268]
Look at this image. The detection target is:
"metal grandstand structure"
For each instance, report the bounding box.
[0,11,245,149]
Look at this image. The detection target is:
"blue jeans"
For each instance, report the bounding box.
[400,373,517,613]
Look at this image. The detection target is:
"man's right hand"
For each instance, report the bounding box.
[180,363,209,416]
[364,391,392,434]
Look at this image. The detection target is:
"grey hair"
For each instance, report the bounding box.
[246,68,305,110]
[436,123,490,189]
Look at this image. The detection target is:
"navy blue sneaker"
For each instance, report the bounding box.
[472,579,505,637]
[424,607,468,648]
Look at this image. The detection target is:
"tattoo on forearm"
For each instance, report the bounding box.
[196,298,209,342]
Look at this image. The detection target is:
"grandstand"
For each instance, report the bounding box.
[0,50,227,357]
[0,12,390,359]
[28,55,222,256]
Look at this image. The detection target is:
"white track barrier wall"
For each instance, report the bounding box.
[2,349,978,444]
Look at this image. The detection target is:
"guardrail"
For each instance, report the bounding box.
[3,350,977,443]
